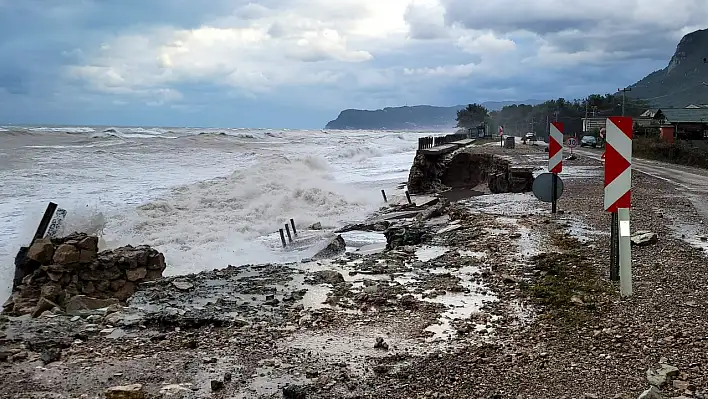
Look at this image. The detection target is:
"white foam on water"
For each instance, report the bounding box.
[104,154,382,275]
[0,127,434,301]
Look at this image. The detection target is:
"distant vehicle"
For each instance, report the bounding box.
[524,132,536,140]
[580,135,597,148]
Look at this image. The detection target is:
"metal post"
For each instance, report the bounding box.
[33,202,58,243]
[610,212,619,281]
[285,224,293,242]
[405,190,412,204]
[618,208,632,296]
[551,173,557,214]
[290,218,297,236]
[381,189,387,202]
[279,229,286,248]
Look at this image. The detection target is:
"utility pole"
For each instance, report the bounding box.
[584,101,589,132]
[618,87,632,116]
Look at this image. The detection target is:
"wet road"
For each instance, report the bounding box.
[575,147,708,219]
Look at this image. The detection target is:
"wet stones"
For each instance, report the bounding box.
[3,232,167,317]
[309,270,345,285]
[384,225,432,250]
[312,235,346,260]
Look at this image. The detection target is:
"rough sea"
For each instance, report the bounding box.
[0,125,436,302]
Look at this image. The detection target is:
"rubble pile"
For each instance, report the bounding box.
[3,232,166,316]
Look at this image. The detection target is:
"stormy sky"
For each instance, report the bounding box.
[0,0,706,128]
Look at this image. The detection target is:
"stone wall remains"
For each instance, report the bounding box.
[3,232,166,317]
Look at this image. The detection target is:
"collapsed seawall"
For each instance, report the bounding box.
[407,144,534,195]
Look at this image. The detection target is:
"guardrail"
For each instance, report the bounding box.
[417,132,470,150]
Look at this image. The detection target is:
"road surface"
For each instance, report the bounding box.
[574,147,708,218]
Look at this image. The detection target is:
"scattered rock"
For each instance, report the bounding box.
[310,270,345,285]
[309,222,323,230]
[172,280,194,291]
[65,295,119,315]
[647,363,679,387]
[105,383,145,399]
[374,337,389,350]
[32,297,62,318]
[158,384,192,396]
[384,225,432,250]
[638,386,662,399]
[632,231,658,246]
[40,347,61,364]
[312,235,346,260]
[210,379,224,392]
[283,384,307,399]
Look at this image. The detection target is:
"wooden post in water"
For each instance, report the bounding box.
[405,191,412,204]
[279,229,287,247]
[285,224,293,242]
[290,218,297,236]
[381,189,387,202]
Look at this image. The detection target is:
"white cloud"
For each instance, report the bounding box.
[63,0,708,110]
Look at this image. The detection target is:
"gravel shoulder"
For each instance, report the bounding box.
[1,144,707,399]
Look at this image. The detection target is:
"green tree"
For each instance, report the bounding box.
[456,103,490,128]
[488,94,650,139]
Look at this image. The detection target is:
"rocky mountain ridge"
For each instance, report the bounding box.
[324,100,542,130]
[629,28,708,107]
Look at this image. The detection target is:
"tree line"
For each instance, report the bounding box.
[456,94,651,138]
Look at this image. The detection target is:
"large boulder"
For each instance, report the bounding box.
[312,235,346,260]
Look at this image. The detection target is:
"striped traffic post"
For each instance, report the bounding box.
[604,116,633,296]
[549,122,564,213]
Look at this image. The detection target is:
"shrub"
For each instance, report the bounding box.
[633,136,708,169]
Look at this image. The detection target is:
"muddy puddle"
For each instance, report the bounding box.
[662,211,708,254]
[464,192,541,216]
[559,217,607,243]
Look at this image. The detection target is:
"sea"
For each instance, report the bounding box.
[0,125,437,302]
